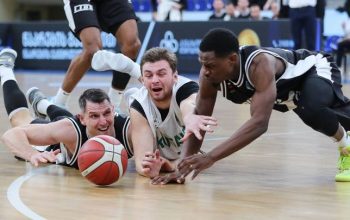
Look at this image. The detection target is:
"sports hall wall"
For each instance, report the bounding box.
[0,20,321,74]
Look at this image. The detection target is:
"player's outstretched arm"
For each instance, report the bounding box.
[178,54,279,180]
[129,108,162,178]
[180,93,218,142]
[1,119,76,166]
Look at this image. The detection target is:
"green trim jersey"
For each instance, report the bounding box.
[130,76,198,160]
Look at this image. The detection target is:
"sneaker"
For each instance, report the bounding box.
[335,146,350,182]
[0,48,17,69]
[26,87,47,119]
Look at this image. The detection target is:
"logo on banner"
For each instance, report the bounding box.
[160,31,179,53]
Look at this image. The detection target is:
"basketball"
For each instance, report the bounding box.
[77,135,128,186]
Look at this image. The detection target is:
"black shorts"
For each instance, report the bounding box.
[63,0,137,38]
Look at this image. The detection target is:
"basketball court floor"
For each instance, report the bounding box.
[1,71,350,220]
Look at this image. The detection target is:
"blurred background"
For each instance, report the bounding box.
[0,0,348,75]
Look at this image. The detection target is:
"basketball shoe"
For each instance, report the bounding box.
[26,87,48,119]
[0,48,17,69]
[336,135,350,182]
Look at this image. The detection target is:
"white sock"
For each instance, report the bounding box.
[37,99,52,115]
[0,66,16,86]
[108,87,123,109]
[54,88,70,107]
[338,127,350,148]
[92,50,141,79]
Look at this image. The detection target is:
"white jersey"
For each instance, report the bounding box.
[131,76,192,160]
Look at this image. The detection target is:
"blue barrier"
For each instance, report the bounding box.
[0,20,321,74]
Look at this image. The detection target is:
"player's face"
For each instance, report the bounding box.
[79,100,115,137]
[199,51,236,84]
[142,60,177,107]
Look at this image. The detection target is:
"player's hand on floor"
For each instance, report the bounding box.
[177,152,215,180]
[141,149,162,178]
[151,170,185,185]
[182,114,217,141]
[30,149,61,167]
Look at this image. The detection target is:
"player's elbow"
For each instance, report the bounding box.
[1,128,19,154]
[255,118,269,135]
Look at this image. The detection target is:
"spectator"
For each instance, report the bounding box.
[336,17,350,70]
[270,1,280,19]
[224,2,236,21]
[289,0,317,50]
[249,0,268,9]
[249,4,263,20]
[236,0,250,19]
[209,0,226,20]
[316,0,326,42]
[157,0,187,21]
[151,0,158,20]
[279,0,289,18]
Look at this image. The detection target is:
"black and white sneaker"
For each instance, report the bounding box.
[0,48,17,69]
[26,87,48,119]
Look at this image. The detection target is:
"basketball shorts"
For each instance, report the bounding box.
[63,0,137,39]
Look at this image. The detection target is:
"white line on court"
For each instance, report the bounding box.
[6,130,314,219]
[7,166,48,220]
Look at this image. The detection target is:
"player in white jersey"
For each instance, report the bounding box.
[92,47,217,179]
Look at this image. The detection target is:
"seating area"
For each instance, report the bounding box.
[132,0,213,12]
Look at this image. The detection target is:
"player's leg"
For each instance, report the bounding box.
[54,0,102,107]
[26,87,74,121]
[97,0,140,111]
[91,50,141,80]
[0,49,33,127]
[110,19,140,112]
[293,74,350,181]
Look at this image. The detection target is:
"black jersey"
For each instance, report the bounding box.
[220,46,346,112]
[48,114,131,169]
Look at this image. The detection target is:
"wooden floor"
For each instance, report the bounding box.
[1,72,350,220]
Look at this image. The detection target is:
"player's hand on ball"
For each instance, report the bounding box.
[30,149,61,167]
[151,170,185,185]
[178,152,215,180]
[182,114,217,141]
[142,149,162,178]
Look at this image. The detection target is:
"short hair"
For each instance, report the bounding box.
[199,28,239,57]
[78,88,111,112]
[140,47,177,73]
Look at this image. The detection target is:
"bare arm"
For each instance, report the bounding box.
[129,108,159,178]
[181,72,218,158]
[178,53,279,179]
[1,119,77,166]
[150,73,218,184]
[180,92,217,141]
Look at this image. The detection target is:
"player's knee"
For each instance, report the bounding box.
[81,41,102,61]
[81,47,100,62]
[296,105,337,136]
[120,38,141,59]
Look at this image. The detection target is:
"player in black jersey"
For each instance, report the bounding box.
[0,48,132,168]
[152,28,350,184]
[52,0,141,112]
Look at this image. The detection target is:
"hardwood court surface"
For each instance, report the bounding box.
[1,72,350,220]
